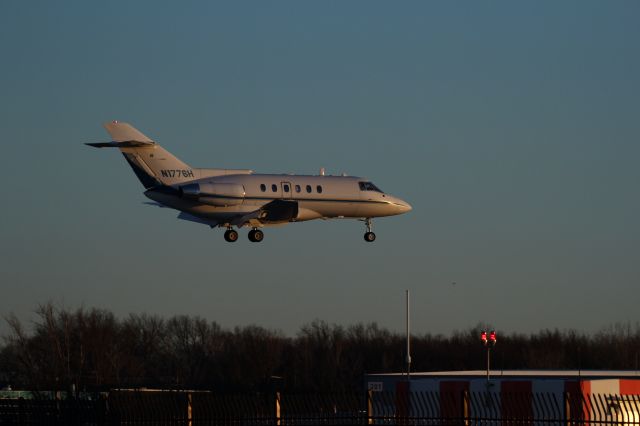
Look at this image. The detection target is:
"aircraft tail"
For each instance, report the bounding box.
[87,121,196,188]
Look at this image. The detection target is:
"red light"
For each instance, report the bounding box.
[489,331,497,342]
[481,331,487,343]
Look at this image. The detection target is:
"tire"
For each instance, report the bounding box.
[224,230,238,242]
[248,230,256,242]
[252,230,264,242]
[364,232,376,242]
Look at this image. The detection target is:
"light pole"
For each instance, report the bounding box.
[406,290,411,381]
[481,330,497,385]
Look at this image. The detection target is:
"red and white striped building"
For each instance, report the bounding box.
[366,370,640,422]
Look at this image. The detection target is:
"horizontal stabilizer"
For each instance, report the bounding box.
[85,140,154,148]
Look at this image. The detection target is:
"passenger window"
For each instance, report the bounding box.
[271,184,277,192]
[306,185,312,193]
[260,184,266,192]
[295,185,301,193]
[317,185,323,194]
[284,184,290,192]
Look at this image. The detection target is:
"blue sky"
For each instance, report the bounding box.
[1,1,639,337]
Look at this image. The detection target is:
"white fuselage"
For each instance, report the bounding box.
[144,171,411,226]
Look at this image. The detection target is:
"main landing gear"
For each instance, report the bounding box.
[248,228,264,243]
[364,218,376,242]
[224,229,238,242]
[223,227,265,243]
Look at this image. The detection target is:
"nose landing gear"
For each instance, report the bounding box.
[363,218,376,242]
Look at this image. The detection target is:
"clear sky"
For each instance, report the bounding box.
[1,1,639,337]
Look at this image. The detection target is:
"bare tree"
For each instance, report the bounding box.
[3,305,640,393]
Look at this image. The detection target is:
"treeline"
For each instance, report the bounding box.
[1,304,639,394]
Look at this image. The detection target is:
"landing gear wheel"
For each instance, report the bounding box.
[363,218,375,242]
[249,229,264,243]
[224,229,238,242]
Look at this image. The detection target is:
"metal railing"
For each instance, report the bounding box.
[0,390,638,425]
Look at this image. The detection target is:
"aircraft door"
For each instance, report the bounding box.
[281,182,293,199]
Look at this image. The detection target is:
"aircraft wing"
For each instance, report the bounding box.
[231,200,298,227]
[172,200,297,229]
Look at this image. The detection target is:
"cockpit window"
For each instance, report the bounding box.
[359,181,383,193]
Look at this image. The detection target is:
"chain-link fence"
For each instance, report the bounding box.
[0,390,638,425]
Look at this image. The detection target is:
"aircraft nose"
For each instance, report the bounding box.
[398,199,412,213]
[388,196,411,214]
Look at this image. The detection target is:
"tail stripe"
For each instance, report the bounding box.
[123,153,161,189]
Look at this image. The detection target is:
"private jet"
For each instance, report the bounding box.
[87,121,411,242]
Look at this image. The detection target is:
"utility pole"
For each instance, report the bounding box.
[406,290,411,380]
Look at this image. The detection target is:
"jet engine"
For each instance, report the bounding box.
[178,182,245,206]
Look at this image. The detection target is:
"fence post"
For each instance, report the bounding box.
[17,397,24,425]
[367,389,373,425]
[187,392,192,426]
[462,390,470,426]
[275,391,281,426]
[98,393,108,426]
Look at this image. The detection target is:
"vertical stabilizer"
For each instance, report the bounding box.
[103,121,154,143]
[88,121,196,188]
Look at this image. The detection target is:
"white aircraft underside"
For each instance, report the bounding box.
[88,121,411,243]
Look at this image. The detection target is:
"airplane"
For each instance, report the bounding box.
[87,121,412,243]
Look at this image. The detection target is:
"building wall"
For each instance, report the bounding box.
[366,375,640,422]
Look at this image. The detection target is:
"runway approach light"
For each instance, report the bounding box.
[481,330,497,347]
[481,330,497,385]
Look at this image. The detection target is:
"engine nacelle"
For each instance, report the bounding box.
[179,182,245,206]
